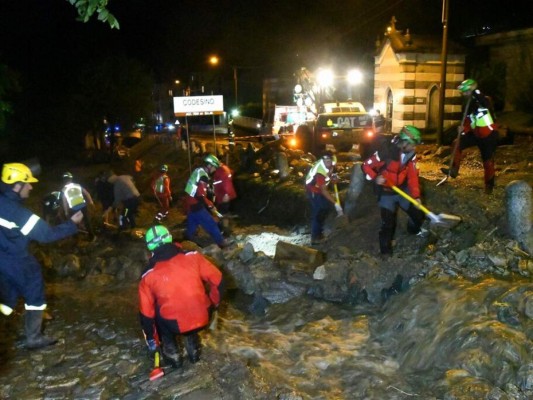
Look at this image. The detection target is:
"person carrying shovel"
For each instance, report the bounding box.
[305,151,343,245]
[440,79,499,194]
[362,125,426,256]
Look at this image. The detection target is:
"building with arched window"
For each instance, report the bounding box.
[374,17,466,137]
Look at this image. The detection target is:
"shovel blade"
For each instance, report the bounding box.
[429,213,462,229]
[436,175,449,187]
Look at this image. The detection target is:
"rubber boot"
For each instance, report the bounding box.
[483,160,495,194]
[406,204,425,235]
[161,335,184,369]
[24,310,58,350]
[184,332,201,363]
[378,208,396,255]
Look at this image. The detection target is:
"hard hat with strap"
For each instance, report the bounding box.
[1,163,39,184]
[399,125,422,145]
[145,225,172,251]
[458,79,477,93]
[204,154,221,168]
[160,164,168,172]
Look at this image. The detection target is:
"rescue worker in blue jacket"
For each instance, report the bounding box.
[0,163,83,350]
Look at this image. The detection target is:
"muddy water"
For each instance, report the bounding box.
[0,275,531,399]
[208,276,532,399]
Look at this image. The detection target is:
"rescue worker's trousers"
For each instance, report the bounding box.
[120,196,140,229]
[186,208,224,246]
[378,194,425,255]
[0,255,46,312]
[307,191,332,242]
[451,130,498,191]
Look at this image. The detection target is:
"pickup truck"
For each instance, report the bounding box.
[292,101,378,158]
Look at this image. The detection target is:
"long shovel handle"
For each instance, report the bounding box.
[334,183,341,205]
[446,95,472,175]
[390,185,433,216]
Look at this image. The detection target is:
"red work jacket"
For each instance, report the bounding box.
[213,164,237,204]
[362,147,421,199]
[139,246,222,333]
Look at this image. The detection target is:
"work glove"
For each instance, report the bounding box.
[146,338,159,354]
[331,173,339,184]
[335,203,343,216]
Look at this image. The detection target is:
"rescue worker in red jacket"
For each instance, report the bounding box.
[441,79,499,194]
[151,164,172,221]
[0,163,83,350]
[204,154,237,234]
[362,126,425,255]
[139,225,223,367]
[184,160,227,247]
[305,151,343,245]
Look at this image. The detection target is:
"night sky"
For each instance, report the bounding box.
[1,0,532,84]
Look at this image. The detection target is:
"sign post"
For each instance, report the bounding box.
[173,95,224,173]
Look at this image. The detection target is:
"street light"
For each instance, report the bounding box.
[208,55,238,107]
[346,69,362,100]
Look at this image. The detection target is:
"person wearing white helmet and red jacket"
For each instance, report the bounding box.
[183,158,228,248]
[0,162,83,350]
[441,78,499,194]
[362,126,426,256]
[139,225,223,367]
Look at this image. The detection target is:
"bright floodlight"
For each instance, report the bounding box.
[294,84,303,94]
[209,55,219,66]
[231,109,240,117]
[347,69,363,85]
[316,68,334,87]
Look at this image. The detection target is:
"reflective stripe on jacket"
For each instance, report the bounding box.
[0,190,78,257]
[185,168,209,197]
[361,144,421,198]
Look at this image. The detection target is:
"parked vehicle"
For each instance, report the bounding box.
[288,101,379,158]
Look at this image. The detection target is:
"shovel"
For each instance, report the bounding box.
[149,350,165,381]
[437,96,472,186]
[390,184,462,229]
[333,183,349,227]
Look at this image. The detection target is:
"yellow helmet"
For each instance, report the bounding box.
[1,163,39,184]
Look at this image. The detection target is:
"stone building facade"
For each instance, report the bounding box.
[475,27,533,111]
[373,18,466,135]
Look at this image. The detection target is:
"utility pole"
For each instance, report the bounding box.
[437,0,450,146]
[233,67,238,108]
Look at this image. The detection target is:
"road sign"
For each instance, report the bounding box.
[173,95,224,116]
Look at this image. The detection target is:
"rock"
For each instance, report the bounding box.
[505,180,532,253]
[239,242,255,263]
[55,254,84,279]
[313,265,326,280]
[274,241,324,269]
[344,161,365,219]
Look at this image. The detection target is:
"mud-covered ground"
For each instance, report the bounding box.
[0,131,532,399]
